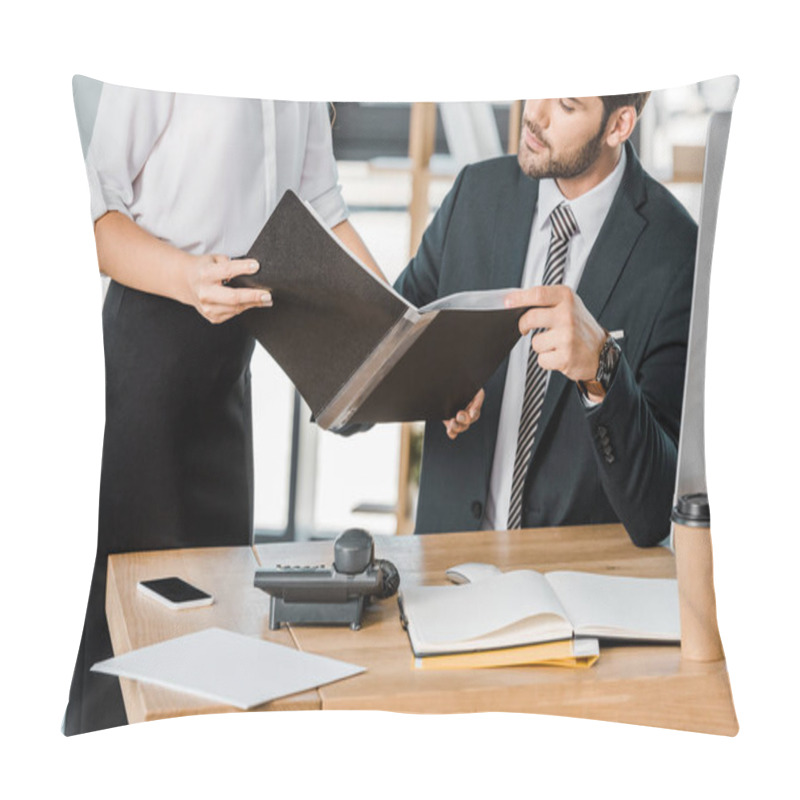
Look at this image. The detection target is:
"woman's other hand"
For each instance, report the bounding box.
[443,389,485,440]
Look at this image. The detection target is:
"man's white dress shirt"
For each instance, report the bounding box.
[483,148,627,530]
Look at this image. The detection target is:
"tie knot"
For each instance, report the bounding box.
[550,203,579,242]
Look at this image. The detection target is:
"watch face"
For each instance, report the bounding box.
[597,337,621,388]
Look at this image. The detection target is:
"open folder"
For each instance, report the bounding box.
[231,190,528,430]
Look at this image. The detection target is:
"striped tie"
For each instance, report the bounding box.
[507,202,579,530]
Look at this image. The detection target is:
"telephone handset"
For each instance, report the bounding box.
[255,528,400,630]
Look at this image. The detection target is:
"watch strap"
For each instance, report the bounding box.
[578,334,621,399]
[581,379,606,398]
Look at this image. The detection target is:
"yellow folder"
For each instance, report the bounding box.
[413,637,599,670]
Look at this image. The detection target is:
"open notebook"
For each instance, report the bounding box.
[399,570,680,659]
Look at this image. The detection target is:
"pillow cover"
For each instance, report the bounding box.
[66,75,738,736]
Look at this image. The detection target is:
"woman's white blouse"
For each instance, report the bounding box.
[80,80,348,258]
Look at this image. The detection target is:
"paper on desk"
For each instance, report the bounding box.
[91,627,365,709]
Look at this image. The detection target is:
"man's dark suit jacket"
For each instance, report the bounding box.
[394,143,698,547]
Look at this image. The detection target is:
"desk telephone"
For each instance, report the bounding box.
[255,528,400,630]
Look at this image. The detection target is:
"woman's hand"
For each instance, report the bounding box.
[184,255,273,324]
[95,211,273,323]
[443,389,485,440]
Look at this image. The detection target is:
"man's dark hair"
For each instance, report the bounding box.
[600,92,651,119]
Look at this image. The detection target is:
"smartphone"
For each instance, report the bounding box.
[137,577,214,609]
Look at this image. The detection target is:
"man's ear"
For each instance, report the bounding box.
[604,106,638,147]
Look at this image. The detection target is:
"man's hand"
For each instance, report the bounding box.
[184,255,273,324]
[505,285,606,384]
[443,389,485,440]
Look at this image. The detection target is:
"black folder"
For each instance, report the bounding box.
[233,190,527,430]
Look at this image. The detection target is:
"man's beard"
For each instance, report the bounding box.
[519,118,607,180]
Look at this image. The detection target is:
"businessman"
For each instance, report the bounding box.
[395,94,697,547]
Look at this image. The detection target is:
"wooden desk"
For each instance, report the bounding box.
[106,525,738,734]
[106,546,320,722]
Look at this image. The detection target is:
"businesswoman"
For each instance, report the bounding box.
[65,78,381,735]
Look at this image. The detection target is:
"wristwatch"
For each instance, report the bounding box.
[579,334,621,399]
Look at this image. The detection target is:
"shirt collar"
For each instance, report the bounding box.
[536,146,628,240]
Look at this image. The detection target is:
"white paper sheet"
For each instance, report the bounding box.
[91,627,365,709]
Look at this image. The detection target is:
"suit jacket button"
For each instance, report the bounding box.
[471,501,483,519]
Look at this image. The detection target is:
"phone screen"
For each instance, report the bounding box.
[138,577,212,604]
